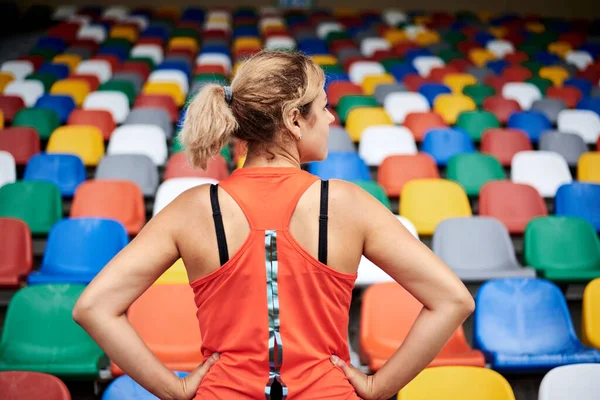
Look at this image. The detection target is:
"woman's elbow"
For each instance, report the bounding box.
[455,291,476,317]
[72,297,94,325]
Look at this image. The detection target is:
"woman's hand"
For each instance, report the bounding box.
[176,353,220,400]
[330,355,383,400]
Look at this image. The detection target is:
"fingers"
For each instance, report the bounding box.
[330,355,356,378]
[199,353,220,373]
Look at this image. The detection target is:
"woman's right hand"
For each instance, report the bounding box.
[176,353,220,400]
[331,355,385,400]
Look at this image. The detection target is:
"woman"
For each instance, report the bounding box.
[73,51,474,400]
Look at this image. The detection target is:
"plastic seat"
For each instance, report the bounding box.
[398,366,515,400]
[403,112,447,142]
[377,154,439,197]
[142,81,184,107]
[34,94,75,124]
[0,218,32,287]
[71,180,145,235]
[67,109,115,140]
[447,153,506,196]
[148,70,189,95]
[400,179,472,235]
[348,61,385,85]
[1,60,34,80]
[583,279,600,349]
[360,38,391,58]
[483,96,522,124]
[75,60,112,83]
[383,92,430,124]
[327,127,355,153]
[358,126,417,166]
[336,95,378,124]
[102,371,189,399]
[373,83,406,105]
[345,108,393,142]
[418,83,451,107]
[412,55,444,77]
[539,66,570,87]
[13,107,60,140]
[502,82,542,110]
[99,80,137,106]
[433,217,535,280]
[433,93,476,124]
[0,72,13,93]
[95,155,159,197]
[131,44,164,66]
[443,73,478,93]
[547,86,582,109]
[578,97,600,116]
[529,98,566,125]
[107,125,168,166]
[153,178,218,216]
[46,126,104,166]
[0,181,61,235]
[307,152,371,182]
[83,91,129,124]
[455,110,500,142]
[421,128,475,166]
[50,79,91,107]
[507,111,552,142]
[512,151,572,197]
[3,80,44,107]
[360,283,484,372]
[480,128,533,167]
[539,364,600,400]
[487,40,515,58]
[123,108,172,139]
[555,183,600,232]
[557,110,600,144]
[3,371,71,398]
[23,154,85,196]
[578,152,600,183]
[539,132,587,166]
[164,153,228,181]
[0,127,40,165]
[565,50,594,71]
[134,94,179,122]
[0,151,15,188]
[326,82,363,108]
[0,95,24,123]
[0,284,105,377]
[110,284,202,376]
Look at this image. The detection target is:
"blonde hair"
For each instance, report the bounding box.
[180,51,325,169]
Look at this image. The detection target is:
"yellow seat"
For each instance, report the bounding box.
[578,152,600,183]
[489,26,507,39]
[539,66,570,87]
[155,259,189,285]
[311,55,338,66]
[443,73,478,93]
[50,79,91,107]
[548,41,573,58]
[413,16,431,26]
[53,54,82,72]
[384,29,408,45]
[207,16,229,24]
[110,25,138,43]
[398,366,515,400]
[400,179,472,235]
[469,48,497,67]
[346,107,394,142]
[168,37,199,53]
[526,22,545,33]
[361,74,395,95]
[143,82,185,107]
[46,126,105,166]
[583,278,600,349]
[0,110,4,129]
[233,37,262,53]
[433,94,477,124]
[260,22,285,34]
[477,11,495,23]
[237,153,247,169]
[0,72,14,93]
[415,31,440,47]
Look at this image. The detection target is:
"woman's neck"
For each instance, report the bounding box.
[242,143,301,169]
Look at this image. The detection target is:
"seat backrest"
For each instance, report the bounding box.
[358,126,417,166]
[23,153,86,196]
[348,61,385,84]
[0,217,32,284]
[123,108,172,139]
[163,152,228,181]
[0,181,62,234]
[511,151,572,197]
[0,127,40,165]
[102,372,188,399]
[13,107,60,140]
[76,60,112,83]
[578,152,600,183]
[539,132,587,166]
[378,154,439,197]
[539,364,600,400]
[0,371,71,400]
[327,127,355,152]
[345,107,393,142]
[455,110,500,141]
[583,279,600,349]
[307,151,371,181]
[83,91,130,124]
[47,125,105,166]
[507,110,552,142]
[154,177,218,216]
[67,109,116,140]
[557,109,600,144]
[383,92,430,124]
[3,80,44,107]
[0,151,15,188]
[107,125,168,166]
[502,82,542,109]
[481,128,532,166]
[555,183,600,231]
[96,154,159,196]
[421,128,475,166]
[446,152,506,196]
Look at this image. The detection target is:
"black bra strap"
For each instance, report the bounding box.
[210,184,229,265]
[318,180,329,265]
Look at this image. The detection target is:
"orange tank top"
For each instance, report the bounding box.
[190,167,360,399]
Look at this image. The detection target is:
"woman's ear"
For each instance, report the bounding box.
[283,108,303,140]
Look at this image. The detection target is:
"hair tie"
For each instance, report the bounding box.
[223,86,232,104]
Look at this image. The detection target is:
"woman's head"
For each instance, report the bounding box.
[180,51,334,169]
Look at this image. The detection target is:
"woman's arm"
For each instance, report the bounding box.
[72,188,218,400]
[331,183,475,400]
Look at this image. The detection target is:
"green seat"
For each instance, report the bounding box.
[446,153,506,196]
[171,135,232,164]
[0,182,62,235]
[321,64,345,77]
[0,284,106,378]
[522,60,543,75]
[98,79,137,106]
[102,38,132,51]
[455,110,501,141]
[13,108,60,140]
[353,181,391,210]
[520,44,546,58]
[524,217,600,282]
[171,28,200,42]
[526,76,553,95]
[337,95,379,124]
[29,46,58,60]
[25,72,58,92]
[380,59,403,73]
[127,56,155,70]
[443,31,466,47]
[194,74,228,85]
[462,84,495,108]
[326,31,349,43]
[438,49,463,63]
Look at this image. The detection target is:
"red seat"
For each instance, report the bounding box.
[504,51,529,64]
[0,218,32,287]
[47,22,80,43]
[377,153,440,197]
[68,74,100,91]
[0,371,70,400]
[137,37,165,47]
[428,65,460,82]
[393,41,420,57]
[327,81,363,107]
[195,64,227,76]
[134,94,179,122]
[481,128,532,167]
[403,73,435,92]
[547,86,583,109]
[483,75,508,93]
[91,54,119,72]
[117,61,151,81]
[70,39,99,53]
[502,65,533,82]
[483,96,522,124]
[447,58,471,72]
[167,47,196,63]
[0,95,25,123]
[479,180,548,234]
[0,127,40,165]
[457,40,480,56]
[404,111,448,141]
[330,39,356,54]
[67,109,116,140]
[559,32,586,48]
[164,153,229,181]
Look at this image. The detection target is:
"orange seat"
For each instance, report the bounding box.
[546,86,582,109]
[0,218,32,287]
[67,109,116,140]
[360,282,485,372]
[483,96,522,124]
[70,180,145,235]
[481,128,533,167]
[164,153,229,181]
[377,154,439,197]
[403,112,448,141]
[479,180,548,234]
[110,283,202,376]
[134,94,179,123]
[327,81,363,107]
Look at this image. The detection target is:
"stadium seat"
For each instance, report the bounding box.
[0,181,61,235]
[102,371,189,400]
[34,94,75,124]
[134,94,179,122]
[539,65,570,87]
[547,86,582,109]
[69,73,100,92]
[96,155,159,197]
[577,97,600,116]
[67,109,115,140]
[0,284,105,377]
[433,93,476,124]
[327,81,363,107]
[345,107,393,142]
[327,127,355,153]
[418,83,451,107]
[28,218,128,285]
[352,181,391,210]
[337,95,378,124]
[502,82,542,109]
[50,78,91,107]
[383,92,430,124]
[123,108,173,139]
[373,83,406,105]
[130,44,164,66]
[308,152,371,182]
[398,366,515,400]
[539,364,600,400]
[403,112,447,141]
[446,153,506,196]
[539,132,587,167]
[46,126,104,166]
[142,81,185,106]
[0,127,40,165]
[455,110,500,142]
[75,59,112,83]
[0,95,24,123]
[83,91,130,124]
[443,73,478,93]
[148,70,189,95]
[0,72,13,93]
[1,60,34,80]
[474,278,600,372]
[71,180,145,235]
[358,126,417,166]
[583,279,600,349]
[99,80,137,106]
[155,259,189,285]
[348,61,385,84]
[0,218,32,287]
[164,152,228,181]
[421,128,475,166]
[377,154,439,197]
[112,71,144,94]
[483,95,522,124]
[0,151,15,188]
[38,62,70,80]
[433,217,535,280]
[0,371,71,400]
[3,80,44,107]
[511,151,572,197]
[507,111,552,142]
[23,154,85,196]
[400,179,472,235]
[462,84,495,107]
[12,107,60,140]
[480,128,533,167]
[578,152,600,183]
[531,98,567,125]
[557,110,600,144]
[361,74,395,96]
[107,125,168,166]
[360,282,484,372]
[565,50,594,71]
[555,183,600,232]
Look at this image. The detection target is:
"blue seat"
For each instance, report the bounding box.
[404,48,433,65]
[140,26,170,42]
[199,45,230,56]
[98,46,128,62]
[325,74,351,91]
[232,9,256,18]
[418,83,452,107]
[507,110,552,142]
[421,128,475,166]
[34,95,75,123]
[156,60,192,80]
[565,78,592,97]
[102,372,188,400]
[308,152,371,181]
[535,52,562,66]
[580,44,600,59]
[555,183,600,232]
[27,218,128,285]
[180,7,205,22]
[474,278,600,373]
[36,37,67,53]
[23,154,86,196]
[389,63,418,81]
[577,97,600,117]
[38,63,70,80]
[486,59,510,75]
[474,32,495,46]
[233,26,259,38]
[298,38,328,55]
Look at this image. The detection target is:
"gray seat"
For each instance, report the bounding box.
[294,30,318,42]
[592,87,600,98]
[123,108,173,139]
[337,48,362,64]
[539,131,587,166]
[531,98,567,125]
[328,127,356,152]
[112,72,144,94]
[556,62,578,77]
[95,154,159,197]
[466,66,494,83]
[354,30,380,43]
[64,46,93,60]
[428,42,451,55]
[374,83,407,105]
[432,216,536,281]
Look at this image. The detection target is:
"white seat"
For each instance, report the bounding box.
[511,151,572,197]
[557,109,600,144]
[404,25,426,40]
[3,80,43,107]
[0,151,16,188]
[123,15,148,31]
[383,92,430,124]
[83,91,130,124]
[360,38,391,58]
[76,60,112,83]
[539,364,600,400]
[259,17,285,30]
[131,44,163,65]
[265,36,296,51]
[69,15,91,25]
[102,6,129,21]
[52,5,77,20]
[204,22,231,32]
[1,60,34,80]
[383,9,408,26]
[107,125,167,166]
[207,11,231,21]
[358,126,417,166]
[348,61,385,85]
[77,24,107,43]
[148,70,189,95]
[502,82,542,110]
[412,56,445,77]
[153,178,218,216]
[565,50,594,71]
[317,22,344,39]
[259,7,279,16]
[196,53,232,75]
[486,40,515,58]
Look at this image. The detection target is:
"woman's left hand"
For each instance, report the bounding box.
[176,353,220,400]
